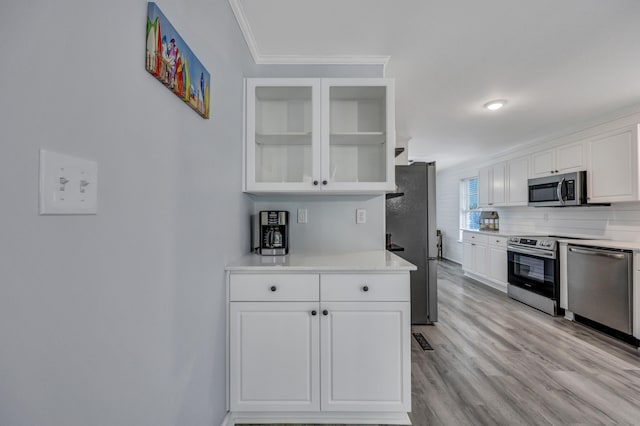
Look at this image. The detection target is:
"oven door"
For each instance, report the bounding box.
[507,246,558,298]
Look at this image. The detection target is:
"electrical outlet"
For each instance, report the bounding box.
[297,208,308,224]
[356,208,367,224]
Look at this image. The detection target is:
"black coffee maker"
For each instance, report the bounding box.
[256,211,289,255]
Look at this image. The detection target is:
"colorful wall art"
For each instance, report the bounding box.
[146,2,210,119]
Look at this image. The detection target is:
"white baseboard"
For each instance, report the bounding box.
[463,271,508,293]
[220,412,234,426]
[227,411,411,425]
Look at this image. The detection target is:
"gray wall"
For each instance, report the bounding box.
[253,195,385,252]
[0,1,383,426]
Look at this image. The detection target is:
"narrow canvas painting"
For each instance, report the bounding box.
[146,2,210,118]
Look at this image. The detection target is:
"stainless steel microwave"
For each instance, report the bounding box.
[528,171,587,207]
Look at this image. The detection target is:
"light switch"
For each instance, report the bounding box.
[356,208,367,224]
[39,150,98,214]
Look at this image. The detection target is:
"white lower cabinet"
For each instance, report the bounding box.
[228,271,411,423]
[462,231,508,292]
[229,301,320,412]
[320,301,410,412]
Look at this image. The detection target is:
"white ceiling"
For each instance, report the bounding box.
[232,0,640,169]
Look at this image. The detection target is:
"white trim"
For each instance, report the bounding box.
[227,0,390,71]
[220,412,234,426]
[255,54,391,67]
[229,411,411,425]
[463,271,508,293]
[228,0,260,63]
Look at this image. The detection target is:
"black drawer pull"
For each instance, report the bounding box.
[362,285,369,292]
[322,310,328,316]
[269,285,277,292]
[311,310,317,316]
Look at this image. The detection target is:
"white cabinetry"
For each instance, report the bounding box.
[478,162,506,207]
[586,125,640,203]
[487,237,508,284]
[462,231,508,292]
[227,270,411,423]
[245,78,395,194]
[507,156,529,206]
[229,301,320,412]
[530,141,585,178]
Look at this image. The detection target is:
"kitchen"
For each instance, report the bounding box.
[2,1,640,426]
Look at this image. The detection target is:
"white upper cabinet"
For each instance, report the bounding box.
[530,141,585,178]
[478,162,506,207]
[507,156,529,206]
[245,78,395,194]
[587,124,640,203]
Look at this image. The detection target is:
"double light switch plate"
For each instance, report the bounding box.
[39,150,98,214]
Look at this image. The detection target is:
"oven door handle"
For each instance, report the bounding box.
[507,245,557,259]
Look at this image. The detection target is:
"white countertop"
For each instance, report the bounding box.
[461,229,542,237]
[558,239,640,251]
[226,250,418,272]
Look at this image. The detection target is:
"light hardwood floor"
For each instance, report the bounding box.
[247,260,640,426]
[411,260,640,425]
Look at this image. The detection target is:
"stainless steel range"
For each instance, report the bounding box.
[507,236,560,316]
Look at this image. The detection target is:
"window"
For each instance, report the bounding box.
[460,177,480,239]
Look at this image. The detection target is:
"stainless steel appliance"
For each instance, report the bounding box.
[386,162,438,324]
[507,236,560,316]
[528,171,587,207]
[255,211,289,255]
[567,245,633,334]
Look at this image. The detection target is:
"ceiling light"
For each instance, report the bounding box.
[484,100,507,111]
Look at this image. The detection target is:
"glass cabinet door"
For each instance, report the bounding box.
[246,79,321,192]
[321,79,395,191]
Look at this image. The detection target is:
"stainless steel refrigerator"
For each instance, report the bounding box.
[386,162,438,325]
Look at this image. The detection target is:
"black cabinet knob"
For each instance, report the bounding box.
[362,285,369,292]
[322,310,328,316]
[322,180,328,185]
[313,180,318,186]
[311,310,317,316]
[270,285,277,292]
[555,170,559,173]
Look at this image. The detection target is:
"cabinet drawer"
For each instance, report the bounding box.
[489,236,507,248]
[321,273,410,302]
[230,274,319,301]
[463,232,488,245]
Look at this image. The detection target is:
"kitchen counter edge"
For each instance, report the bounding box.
[226,250,418,272]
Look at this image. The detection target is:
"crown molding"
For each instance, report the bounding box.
[228,0,390,70]
[228,0,261,63]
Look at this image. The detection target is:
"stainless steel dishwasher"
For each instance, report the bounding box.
[567,245,633,334]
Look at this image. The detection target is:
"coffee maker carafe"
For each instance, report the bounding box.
[257,211,289,255]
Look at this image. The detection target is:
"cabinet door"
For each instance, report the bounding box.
[478,166,492,207]
[530,149,555,177]
[507,156,529,206]
[556,141,585,173]
[320,302,411,412]
[462,242,474,272]
[245,78,322,193]
[587,126,639,203]
[474,244,487,276]
[321,79,395,192]
[491,162,507,206]
[488,246,508,284]
[229,302,320,412]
